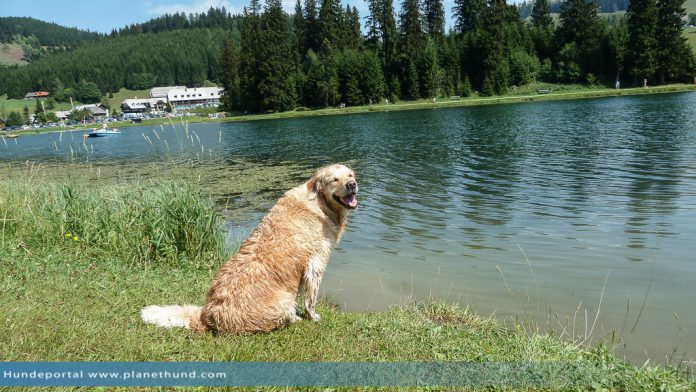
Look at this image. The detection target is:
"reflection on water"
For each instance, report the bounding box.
[2,92,696,365]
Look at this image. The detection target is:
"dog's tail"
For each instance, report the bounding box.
[141,305,208,332]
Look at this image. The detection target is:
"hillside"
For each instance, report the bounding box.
[518,0,629,18]
[0,17,100,47]
[0,42,26,65]
[686,0,696,15]
[0,28,230,100]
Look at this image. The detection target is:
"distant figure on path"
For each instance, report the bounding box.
[615,80,620,89]
[643,79,648,88]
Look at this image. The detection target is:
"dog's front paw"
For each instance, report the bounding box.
[308,310,321,321]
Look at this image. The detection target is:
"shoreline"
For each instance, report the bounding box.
[0,176,694,390]
[3,83,695,137]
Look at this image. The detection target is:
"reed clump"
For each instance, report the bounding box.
[0,178,225,268]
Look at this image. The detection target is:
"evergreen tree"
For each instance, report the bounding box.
[531,0,553,29]
[399,0,425,97]
[304,0,321,53]
[625,0,658,84]
[318,0,341,48]
[420,38,442,97]
[240,0,264,112]
[452,0,486,34]
[399,0,425,60]
[557,0,605,81]
[258,0,298,111]
[530,0,554,64]
[294,0,307,59]
[655,0,695,83]
[422,0,445,41]
[6,111,24,127]
[343,6,363,50]
[219,32,241,111]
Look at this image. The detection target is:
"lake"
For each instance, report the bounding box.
[2,92,695,365]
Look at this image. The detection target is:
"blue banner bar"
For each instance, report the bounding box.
[0,362,592,387]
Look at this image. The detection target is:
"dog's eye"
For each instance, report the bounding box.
[331,178,339,182]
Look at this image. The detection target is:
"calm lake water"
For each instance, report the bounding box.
[2,92,696,365]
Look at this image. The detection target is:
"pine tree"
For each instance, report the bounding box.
[343,6,363,50]
[258,0,298,111]
[219,33,240,111]
[422,0,445,41]
[452,0,486,34]
[304,0,321,53]
[558,0,605,81]
[625,0,658,84]
[531,0,553,29]
[294,0,306,59]
[399,0,425,60]
[655,0,695,83]
[318,0,340,48]
[399,0,425,98]
[420,38,441,97]
[240,0,264,112]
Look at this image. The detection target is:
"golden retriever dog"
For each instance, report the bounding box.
[141,164,358,333]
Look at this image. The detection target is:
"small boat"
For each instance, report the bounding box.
[4,134,18,138]
[86,124,121,138]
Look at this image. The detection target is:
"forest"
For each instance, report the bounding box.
[0,1,694,113]
[517,0,631,17]
[220,0,695,113]
[0,17,101,47]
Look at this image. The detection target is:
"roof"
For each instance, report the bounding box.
[150,86,186,98]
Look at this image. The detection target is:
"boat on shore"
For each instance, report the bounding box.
[86,124,121,138]
[3,134,18,138]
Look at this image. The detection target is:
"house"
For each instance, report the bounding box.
[121,98,166,114]
[24,91,49,99]
[54,111,72,120]
[166,86,222,107]
[150,86,186,99]
[74,104,109,117]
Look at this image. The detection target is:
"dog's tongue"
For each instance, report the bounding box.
[341,194,357,208]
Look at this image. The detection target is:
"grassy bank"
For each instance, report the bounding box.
[1,174,694,390]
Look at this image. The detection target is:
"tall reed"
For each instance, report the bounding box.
[0,178,225,268]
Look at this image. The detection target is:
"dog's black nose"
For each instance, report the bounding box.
[347,181,357,192]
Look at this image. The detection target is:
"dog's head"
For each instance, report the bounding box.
[307,164,358,211]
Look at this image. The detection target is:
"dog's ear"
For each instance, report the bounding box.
[307,171,323,200]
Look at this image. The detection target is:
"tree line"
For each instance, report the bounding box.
[517,0,631,18]
[0,28,227,101]
[220,0,695,113]
[0,17,100,47]
[1,2,694,116]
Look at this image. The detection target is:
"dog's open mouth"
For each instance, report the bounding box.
[334,192,357,209]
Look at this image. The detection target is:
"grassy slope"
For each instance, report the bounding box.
[686,27,696,53]
[108,87,152,107]
[685,0,696,15]
[0,94,78,113]
[0,88,150,116]
[0,173,693,390]
[0,43,26,66]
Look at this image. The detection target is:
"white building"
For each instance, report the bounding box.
[121,98,166,113]
[166,86,222,107]
[150,86,186,99]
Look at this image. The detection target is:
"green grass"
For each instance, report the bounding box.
[0,170,694,390]
[107,87,152,107]
[686,27,696,54]
[0,42,26,66]
[0,94,79,113]
[685,0,696,16]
